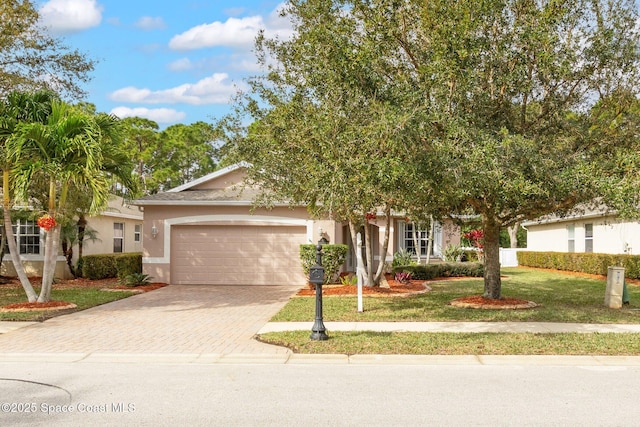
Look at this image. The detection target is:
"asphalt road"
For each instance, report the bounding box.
[2,360,640,426]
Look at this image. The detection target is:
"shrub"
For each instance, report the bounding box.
[517,251,640,279]
[114,253,143,279]
[300,244,349,284]
[82,252,143,280]
[394,271,413,283]
[443,244,464,262]
[392,262,484,280]
[120,273,152,287]
[392,248,416,268]
[339,274,357,286]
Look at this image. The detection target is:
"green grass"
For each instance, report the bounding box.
[261,267,640,355]
[271,268,640,324]
[258,331,640,355]
[0,284,137,321]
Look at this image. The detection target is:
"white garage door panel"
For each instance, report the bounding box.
[171,225,307,285]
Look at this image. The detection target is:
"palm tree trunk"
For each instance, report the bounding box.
[38,224,60,302]
[2,171,36,302]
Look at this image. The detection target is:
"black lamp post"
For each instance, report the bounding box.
[309,242,328,340]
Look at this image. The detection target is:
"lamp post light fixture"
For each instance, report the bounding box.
[309,241,328,341]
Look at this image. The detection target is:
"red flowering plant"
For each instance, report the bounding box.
[364,212,377,221]
[37,214,57,232]
[463,229,484,261]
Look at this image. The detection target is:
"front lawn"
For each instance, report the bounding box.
[261,267,640,355]
[271,267,640,324]
[0,278,139,321]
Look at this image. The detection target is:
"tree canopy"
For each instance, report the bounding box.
[121,118,219,194]
[222,0,640,298]
[0,0,95,99]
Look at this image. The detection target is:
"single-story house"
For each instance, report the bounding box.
[1,196,143,278]
[523,208,640,255]
[133,163,461,286]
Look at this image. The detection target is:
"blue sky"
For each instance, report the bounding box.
[35,0,291,126]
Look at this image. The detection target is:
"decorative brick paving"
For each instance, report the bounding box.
[0,285,300,355]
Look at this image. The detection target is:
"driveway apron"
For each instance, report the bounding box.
[0,285,300,355]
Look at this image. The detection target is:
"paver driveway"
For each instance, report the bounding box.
[0,285,301,355]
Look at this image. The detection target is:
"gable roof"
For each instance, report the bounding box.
[166,162,249,193]
[131,162,293,207]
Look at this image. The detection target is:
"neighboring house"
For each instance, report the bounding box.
[1,196,143,278]
[133,163,460,286]
[523,208,640,255]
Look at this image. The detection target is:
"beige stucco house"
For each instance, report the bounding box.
[1,196,143,278]
[133,164,460,286]
[523,208,640,255]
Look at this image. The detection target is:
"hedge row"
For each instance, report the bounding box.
[300,244,349,284]
[517,251,640,279]
[82,253,143,280]
[392,262,484,280]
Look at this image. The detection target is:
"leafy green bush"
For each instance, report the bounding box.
[443,244,463,262]
[82,252,143,280]
[392,262,484,280]
[300,244,349,284]
[115,253,142,279]
[517,251,640,279]
[120,273,153,287]
[392,248,416,268]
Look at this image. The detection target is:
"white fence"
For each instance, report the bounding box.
[499,248,520,267]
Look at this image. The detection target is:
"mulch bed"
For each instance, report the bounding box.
[296,274,431,297]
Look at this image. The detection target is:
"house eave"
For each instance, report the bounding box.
[522,211,612,227]
[132,200,296,207]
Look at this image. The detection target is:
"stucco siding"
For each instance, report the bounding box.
[526,215,640,255]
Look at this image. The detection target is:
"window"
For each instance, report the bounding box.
[398,221,431,257]
[134,224,141,242]
[2,221,41,254]
[114,223,124,253]
[567,224,575,252]
[585,223,593,253]
[18,221,41,254]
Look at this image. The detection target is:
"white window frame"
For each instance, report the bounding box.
[397,220,431,257]
[567,224,575,252]
[134,224,141,243]
[114,222,124,253]
[584,223,593,253]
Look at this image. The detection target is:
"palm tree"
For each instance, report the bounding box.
[8,100,129,302]
[0,91,56,302]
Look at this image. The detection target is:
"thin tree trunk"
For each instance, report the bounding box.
[373,208,391,285]
[482,216,502,299]
[426,216,434,264]
[508,222,520,248]
[61,237,76,278]
[77,215,87,259]
[363,221,375,287]
[412,225,421,264]
[2,171,36,302]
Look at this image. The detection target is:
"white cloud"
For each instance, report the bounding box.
[110,107,186,124]
[109,73,244,105]
[135,16,167,31]
[39,0,103,34]
[167,58,194,72]
[168,3,293,51]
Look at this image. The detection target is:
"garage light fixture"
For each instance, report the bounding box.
[151,225,158,238]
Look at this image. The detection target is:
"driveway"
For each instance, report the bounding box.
[0,285,301,356]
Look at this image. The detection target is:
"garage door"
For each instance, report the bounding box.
[171,225,307,285]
